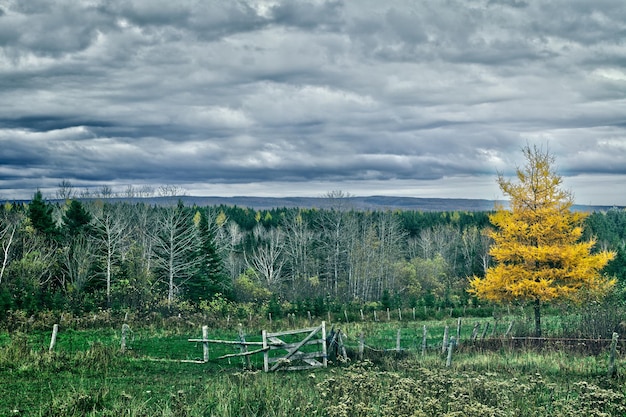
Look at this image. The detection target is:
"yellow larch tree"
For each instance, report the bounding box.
[468,145,615,337]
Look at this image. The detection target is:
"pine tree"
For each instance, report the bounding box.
[188,209,229,301]
[63,199,92,237]
[28,190,58,239]
[468,145,615,337]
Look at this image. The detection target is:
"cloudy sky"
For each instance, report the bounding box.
[1,0,625,205]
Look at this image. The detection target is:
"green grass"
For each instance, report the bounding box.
[1,315,625,416]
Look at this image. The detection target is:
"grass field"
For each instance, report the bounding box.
[1,314,625,416]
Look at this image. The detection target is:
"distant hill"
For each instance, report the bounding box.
[175,195,501,211]
[89,195,618,212]
[5,195,619,212]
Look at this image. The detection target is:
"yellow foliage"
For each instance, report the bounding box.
[192,210,201,227]
[469,145,615,306]
[216,210,227,227]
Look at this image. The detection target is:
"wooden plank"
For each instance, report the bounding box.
[282,365,323,371]
[188,339,265,346]
[217,346,270,359]
[268,337,285,345]
[269,339,323,350]
[267,326,320,337]
[270,326,322,371]
[268,351,325,363]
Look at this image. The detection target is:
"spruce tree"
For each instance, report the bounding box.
[188,209,229,301]
[63,199,92,237]
[28,190,58,239]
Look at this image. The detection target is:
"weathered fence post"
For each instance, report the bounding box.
[608,332,619,378]
[262,329,269,372]
[49,324,59,352]
[456,317,462,342]
[344,310,349,323]
[202,325,209,362]
[446,336,456,367]
[307,311,312,325]
[398,308,402,321]
[422,325,427,356]
[442,326,449,354]
[239,324,250,369]
[360,309,364,321]
[412,307,416,321]
[268,313,272,326]
[396,328,402,352]
[471,322,480,341]
[387,308,390,321]
[359,333,364,361]
[374,310,378,322]
[121,323,130,353]
[321,321,328,368]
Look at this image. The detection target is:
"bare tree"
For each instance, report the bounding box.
[152,203,197,306]
[218,219,245,281]
[317,191,355,296]
[56,180,75,201]
[375,211,406,298]
[460,226,492,277]
[158,185,186,198]
[282,210,315,296]
[92,202,131,304]
[246,224,286,291]
[0,205,22,285]
[97,185,115,199]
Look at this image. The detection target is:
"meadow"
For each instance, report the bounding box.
[1,310,625,416]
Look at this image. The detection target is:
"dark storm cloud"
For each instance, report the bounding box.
[1,0,625,204]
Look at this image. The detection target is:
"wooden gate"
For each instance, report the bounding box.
[262,321,327,372]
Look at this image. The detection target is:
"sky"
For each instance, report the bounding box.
[1,0,625,205]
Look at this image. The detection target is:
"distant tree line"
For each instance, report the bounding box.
[0,188,624,317]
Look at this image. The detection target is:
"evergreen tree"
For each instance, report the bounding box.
[188,209,229,301]
[62,199,92,237]
[28,190,58,239]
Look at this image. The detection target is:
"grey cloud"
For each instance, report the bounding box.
[487,0,529,8]
[1,0,625,204]
[270,0,345,31]
[0,1,115,56]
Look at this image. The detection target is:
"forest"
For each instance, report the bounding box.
[1,188,625,319]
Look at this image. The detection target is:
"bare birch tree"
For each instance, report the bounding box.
[0,204,21,285]
[152,203,197,306]
[281,210,315,296]
[246,224,286,291]
[92,202,131,304]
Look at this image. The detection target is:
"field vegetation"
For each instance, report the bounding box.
[1,305,625,416]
